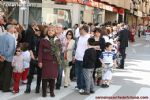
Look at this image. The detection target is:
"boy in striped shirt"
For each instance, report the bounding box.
[99,42,116,88]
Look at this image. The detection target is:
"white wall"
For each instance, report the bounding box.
[72,4,80,26]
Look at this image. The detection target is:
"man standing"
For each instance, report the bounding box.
[0,25,16,92]
[74,25,91,93]
[117,23,130,69]
[55,24,65,90]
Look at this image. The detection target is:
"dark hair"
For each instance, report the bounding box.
[75,24,79,27]
[80,25,89,33]
[14,44,22,55]
[88,38,95,46]
[66,30,74,39]
[21,42,29,51]
[105,42,112,49]
[63,27,67,30]
[93,28,102,34]
[81,21,85,24]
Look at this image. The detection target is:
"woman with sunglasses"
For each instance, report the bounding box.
[64,30,75,88]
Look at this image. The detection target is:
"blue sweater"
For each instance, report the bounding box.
[0,33,16,62]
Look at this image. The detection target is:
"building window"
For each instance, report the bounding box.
[29,7,42,24]
[42,8,71,28]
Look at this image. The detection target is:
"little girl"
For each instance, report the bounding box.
[12,46,24,94]
[21,43,32,84]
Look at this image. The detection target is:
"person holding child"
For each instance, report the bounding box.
[99,42,116,88]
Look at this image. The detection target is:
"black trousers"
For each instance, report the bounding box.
[120,47,126,68]
[27,59,42,87]
[42,79,55,96]
[0,61,12,91]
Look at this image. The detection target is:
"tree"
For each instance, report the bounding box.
[0,0,19,19]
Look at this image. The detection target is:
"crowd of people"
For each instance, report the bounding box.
[0,15,142,97]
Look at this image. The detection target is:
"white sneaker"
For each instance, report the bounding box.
[75,86,79,91]
[79,89,84,93]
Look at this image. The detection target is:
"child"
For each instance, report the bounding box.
[99,42,116,88]
[21,43,32,84]
[81,38,96,95]
[12,46,24,94]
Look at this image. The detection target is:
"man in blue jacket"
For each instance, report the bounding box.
[0,25,16,92]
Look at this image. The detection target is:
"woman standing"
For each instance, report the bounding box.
[130,25,136,42]
[38,26,61,97]
[93,28,105,86]
[64,30,75,88]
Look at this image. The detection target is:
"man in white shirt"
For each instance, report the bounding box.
[74,25,91,93]
[74,24,80,39]
[55,24,66,90]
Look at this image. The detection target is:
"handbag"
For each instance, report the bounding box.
[68,61,75,66]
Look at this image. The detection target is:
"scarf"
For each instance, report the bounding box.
[45,36,62,66]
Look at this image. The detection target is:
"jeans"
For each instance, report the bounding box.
[56,66,63,88]
[75,60,85,90]
[83,68,94,93]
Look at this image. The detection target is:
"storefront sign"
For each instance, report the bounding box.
[103,4,113,11]
[113,7,124,15]
[135,11,142,17]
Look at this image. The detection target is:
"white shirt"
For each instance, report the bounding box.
[22,51,31,68]
[103,35,110,43]
[75,33,91,61]
[75,27,80,38]
[12,55,24,73]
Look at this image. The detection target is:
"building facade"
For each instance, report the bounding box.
[0,0,150,27]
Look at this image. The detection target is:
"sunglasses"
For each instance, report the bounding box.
[16,50,21,52]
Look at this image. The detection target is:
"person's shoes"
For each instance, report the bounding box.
[105,84,109,88]
[74,86,79,91]
[101,84,106,88]
[42,94,47,97]
[50,92,55,97]
[97,82,100,86]
[35,87,40,93]
[56,87,60,90]
[24,85,31,93]
[116,67,124,69]
[64,86,68,88]
[79,89,84,93]
[12,90,19,94]
[90,91,95,94]
[80,92,90,95]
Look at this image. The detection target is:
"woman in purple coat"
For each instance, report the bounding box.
[38,26,61,97]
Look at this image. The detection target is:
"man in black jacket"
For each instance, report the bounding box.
[117,23,130,69]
